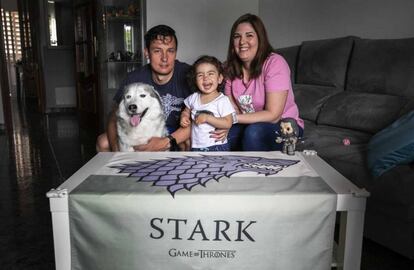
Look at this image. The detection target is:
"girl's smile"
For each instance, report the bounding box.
[195,63,223,96]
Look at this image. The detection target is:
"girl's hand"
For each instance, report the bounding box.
[195,113,209,125]
[180,116,191,128]
[180,107,191,128]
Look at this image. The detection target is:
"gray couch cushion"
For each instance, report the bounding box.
[346,37,414,97]
[297,36,355,88]
[293,84,342,122]
[276,45,300,83]
[317,92,409,133]
[302,123,414,208]
[301,121,372,188]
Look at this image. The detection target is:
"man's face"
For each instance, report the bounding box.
[145,35,177,77]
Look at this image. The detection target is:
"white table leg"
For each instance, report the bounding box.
[51,211,71,270]
[337,210,365,270]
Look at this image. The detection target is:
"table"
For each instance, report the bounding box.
[47,151,369,270]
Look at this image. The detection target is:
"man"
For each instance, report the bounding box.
[96,25,192,152]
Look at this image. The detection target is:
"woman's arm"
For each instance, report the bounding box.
[236,90,288,124]
[195,113,233,129]
[227,92,242,114]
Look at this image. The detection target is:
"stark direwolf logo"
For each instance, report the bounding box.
[161,93,184,120]
[112,155,299,196]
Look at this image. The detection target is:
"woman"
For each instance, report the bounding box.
[225,13,304,151]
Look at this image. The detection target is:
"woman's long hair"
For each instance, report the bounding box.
[226,13,274,80]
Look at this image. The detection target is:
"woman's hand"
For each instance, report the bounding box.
[210,128,229,143]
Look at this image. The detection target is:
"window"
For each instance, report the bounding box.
[1,9,21,63]
[47,0,58,46]
[124,24,134,53]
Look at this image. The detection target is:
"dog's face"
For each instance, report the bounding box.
[120,83,162,127]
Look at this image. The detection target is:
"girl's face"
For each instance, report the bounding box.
[195,63,223,95]
[232,22,258,67]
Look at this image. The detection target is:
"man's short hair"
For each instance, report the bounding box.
[144,25,178,49]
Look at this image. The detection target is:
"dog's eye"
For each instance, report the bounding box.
[126,95,131,99]
[140,94,146,98]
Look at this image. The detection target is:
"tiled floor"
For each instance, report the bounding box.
[0,99,413,269]
[0,100,96,269]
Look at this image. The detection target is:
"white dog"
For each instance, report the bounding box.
[117,83,167,151]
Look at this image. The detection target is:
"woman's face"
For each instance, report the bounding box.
[232,22,258,67]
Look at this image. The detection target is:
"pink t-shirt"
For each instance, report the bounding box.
[225,53,304,128]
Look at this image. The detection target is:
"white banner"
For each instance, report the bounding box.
[69,152,336,270]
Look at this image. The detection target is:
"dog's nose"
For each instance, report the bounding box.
[128,104,137,113]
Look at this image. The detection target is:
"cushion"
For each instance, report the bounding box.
[276,45,300,83]
[301,120,372,188]
[292,84,342,122]
[346,37,414,97]
[367,110,414,177]
[317,92,407,133]
[297,36,356,88]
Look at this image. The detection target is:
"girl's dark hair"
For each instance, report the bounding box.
[187,55,225,92]
[226,13,274,80]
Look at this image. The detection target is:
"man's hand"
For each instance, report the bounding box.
[209,128,229,142]
[195,113,210,125]
[134,137,170,151]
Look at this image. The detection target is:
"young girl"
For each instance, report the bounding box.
[180,55,235,151]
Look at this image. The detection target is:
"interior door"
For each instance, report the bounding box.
[74,0,100,133]
[17,0,45,113]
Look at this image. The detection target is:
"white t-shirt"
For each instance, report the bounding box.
[184,92,235,148]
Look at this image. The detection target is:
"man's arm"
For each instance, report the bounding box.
[107,106,119,151]
[134,126,191,151]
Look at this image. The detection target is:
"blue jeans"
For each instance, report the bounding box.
[191,143,230,152]
[228,122,304,151]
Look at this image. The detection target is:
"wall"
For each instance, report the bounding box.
[259,0,414,48]
[2,0,16,10]
[146,0,259,63]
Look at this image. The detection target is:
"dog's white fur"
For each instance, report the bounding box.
[117,83,167,151]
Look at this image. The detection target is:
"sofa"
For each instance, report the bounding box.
[276,36,414,259]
